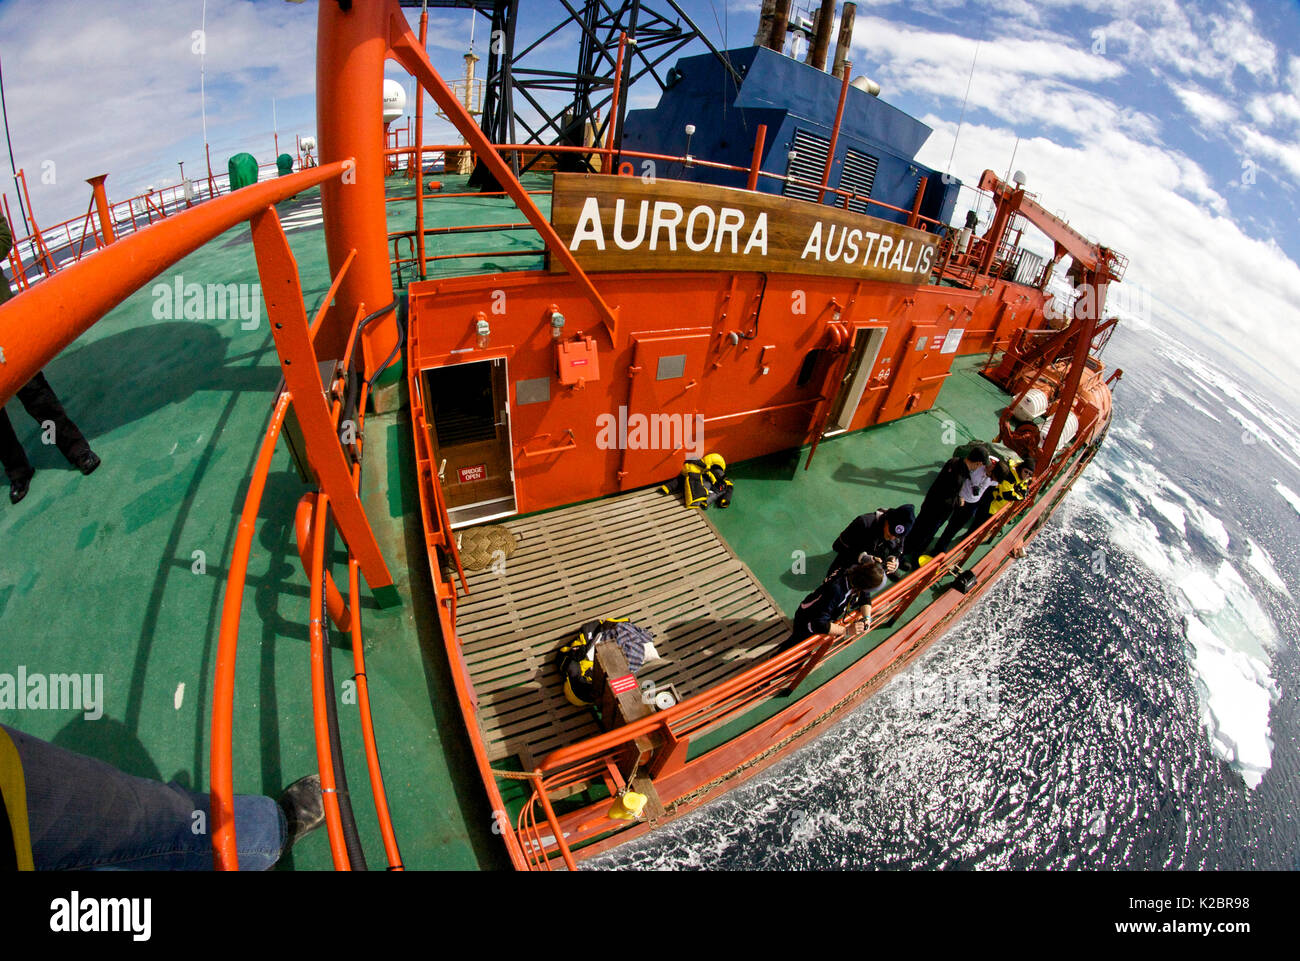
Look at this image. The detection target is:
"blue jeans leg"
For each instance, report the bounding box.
[5,724,286,870]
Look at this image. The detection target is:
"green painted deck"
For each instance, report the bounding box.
[0,170,1012,871]
[0,178,515,870]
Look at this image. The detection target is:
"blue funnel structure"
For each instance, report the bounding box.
[621,46,960,227]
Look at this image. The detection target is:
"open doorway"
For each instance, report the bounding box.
[824,327,887,435]
[421,357,517,528]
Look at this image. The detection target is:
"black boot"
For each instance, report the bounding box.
[278,774,326,848]
[9,474,30,504]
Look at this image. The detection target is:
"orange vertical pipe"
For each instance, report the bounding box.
[908,175,928,228]
[307,491,352,870]
[604,32,627,158]
[414,7,428,279]
[211,390,292,870]
[86,175,116,245]
[316,0,398,367]
[818,66,851,205]
[747,124,768,191]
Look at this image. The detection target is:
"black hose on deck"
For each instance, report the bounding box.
[319,523,368,871]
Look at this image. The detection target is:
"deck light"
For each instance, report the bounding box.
[475,312,490,348]
[684,123,696,163]
[550,307,566,340]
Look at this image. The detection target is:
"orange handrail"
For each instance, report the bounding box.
[385,142,946,231]
[0,159,354,405]
[210,390,293,870]
[307,491,352,870]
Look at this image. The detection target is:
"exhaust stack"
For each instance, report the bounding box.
[832,3,856,79]
[806,0,837,71]
[768,0,792,53]
[754,0,777,48]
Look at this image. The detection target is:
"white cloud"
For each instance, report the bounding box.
[1171,83,1236,129]
[1103,0,1277,85]
[0,0,319,225]
[1235,125,1300,182]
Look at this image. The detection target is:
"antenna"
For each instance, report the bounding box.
[200,0,208,145]
[0,48,28,231]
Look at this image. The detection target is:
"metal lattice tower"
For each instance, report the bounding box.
[403,1,741,175]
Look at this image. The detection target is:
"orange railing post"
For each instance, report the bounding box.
[747,124,768,191]
[817,66,851,205]
[17,169,57,276]
[247,205,398,603]
[413,6,428,279]
[604,32,628,162]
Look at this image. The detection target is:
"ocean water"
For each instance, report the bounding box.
[591,320,1300,870]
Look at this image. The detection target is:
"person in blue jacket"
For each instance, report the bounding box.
[823,504,915,582]
[780,561,884,653]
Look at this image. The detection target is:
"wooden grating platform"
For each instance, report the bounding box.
[452,488,791,764]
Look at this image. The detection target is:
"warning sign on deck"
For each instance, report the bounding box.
[457,464,487,483]
[608,674,638,695]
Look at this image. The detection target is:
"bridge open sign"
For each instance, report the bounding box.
[457,464,487,483]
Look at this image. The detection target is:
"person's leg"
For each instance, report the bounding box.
[932,500,978,556]
[15,371,93,468]
[906,498,948,563]
[778,615,813,654]
[5,724,285,870]
[0,407,34,486]
[962,490,997,540]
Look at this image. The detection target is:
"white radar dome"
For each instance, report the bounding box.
[382,79,407,124]
[300,136,317,152]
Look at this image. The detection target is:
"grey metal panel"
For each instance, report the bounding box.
[784,128,830,203]
[839,148,880,212]
[515,377,550,405]
[657,354,687,380]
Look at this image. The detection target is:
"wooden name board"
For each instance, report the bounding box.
[548,172,939,285]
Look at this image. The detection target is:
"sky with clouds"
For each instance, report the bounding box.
[0,0,1297,394]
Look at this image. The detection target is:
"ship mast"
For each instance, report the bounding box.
[460,15,480,175]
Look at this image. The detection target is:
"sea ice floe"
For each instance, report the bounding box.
[1148,492,1187,535]
[1082,443,1281,790]
[1183,616,1274,790]
[1274,480,1300,517]
[1245,539,1291,597]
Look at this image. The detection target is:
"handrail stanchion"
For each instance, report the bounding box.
[306,491,352,870]
[247,206,397,601]
[747,124,767,191]
[210,390,292,870]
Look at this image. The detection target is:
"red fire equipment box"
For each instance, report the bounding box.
[557,336,600,387]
